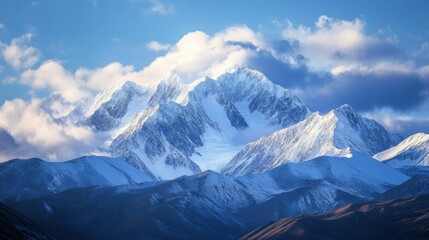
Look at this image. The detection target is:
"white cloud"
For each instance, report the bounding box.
[1,33,41,69]
[17,26,281,101]
[75,62,136,91]
[331,61,415,76]
[363,107,429,136]
[0,98,109,162]
[0,23,5,30]
[419,65,429,79]
[146,41,172,51]
[282,15,394,71]
[136,26,268,84]
[145,0,173,15]
[19,61,140,102]
[216,25,266,48]
[2,76,17,84]
[21,60,90,103]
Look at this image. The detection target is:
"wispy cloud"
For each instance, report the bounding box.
[282,15,400,71]
[30,1,40,6]
[145,0,174,15]
[90,0,97,7]
[0,33,42,70]
[0,97,110,162]
[146,41,172,51]
[0,23,5,30]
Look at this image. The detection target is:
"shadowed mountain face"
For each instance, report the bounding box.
[8,184,246,240]
[241,195,429,240]
[0,156,153,201]
[377,174,429,201]
[0,203,57,240]
[6,153,409,240]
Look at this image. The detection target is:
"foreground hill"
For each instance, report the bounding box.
[0,203,57,240]
[241,195,429,240]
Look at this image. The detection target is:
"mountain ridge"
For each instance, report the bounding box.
[0,155,153,201]
[108,67,310,179]
[222,105,401,176]
[374,132,429,167]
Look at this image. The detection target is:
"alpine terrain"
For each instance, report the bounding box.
[67,68,310,179]
[7,152,409,240]
[222,104,401,176]
[374,133,429,167]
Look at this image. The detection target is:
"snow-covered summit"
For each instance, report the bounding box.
[110,67,310,179]
[374,132,429,167]
[222,104,401,176]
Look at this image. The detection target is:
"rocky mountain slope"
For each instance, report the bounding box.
[102,68,310,179]
[374,132,429,167]
[222,105,401,176]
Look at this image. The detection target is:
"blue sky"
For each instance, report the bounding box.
[1,0,428,72]
[0,0,429,161]
[1,1,428,92]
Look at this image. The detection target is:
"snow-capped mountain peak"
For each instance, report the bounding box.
[374,132,429,167]
[109,67,310,179]
[222,104,401,176]
[86,80,147,117]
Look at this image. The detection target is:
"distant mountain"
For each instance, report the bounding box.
[109,68,310,179]
[240,195,429,240]
[398,166,429,177]
[8,153,408,240]
[374,132,429,167]
[378,175,429,201]
[222,104,401,176]
[0,156,153,201]
[0,203,57,240]
[67,81,154,132]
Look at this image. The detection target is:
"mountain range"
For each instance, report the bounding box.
[222,104,401,176]
[65,68,311,180]
[1,67,429,239]
[0,156,153,201]
[5,153,410,239]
